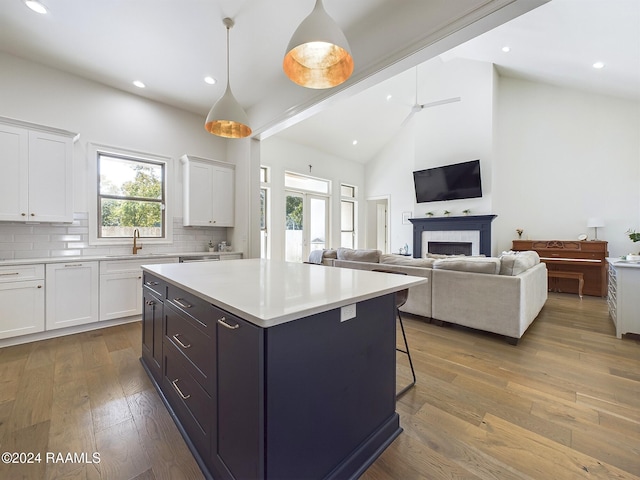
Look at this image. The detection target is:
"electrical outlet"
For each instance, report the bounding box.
[340,304,356,322]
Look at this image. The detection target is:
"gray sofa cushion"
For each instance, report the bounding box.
[336,248,381,263]
[499,250,540,276]
[432,256,501,275]
[380,254,435,268]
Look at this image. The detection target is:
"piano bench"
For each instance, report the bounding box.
[548,271,584,298]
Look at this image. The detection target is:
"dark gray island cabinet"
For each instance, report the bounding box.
[140,259,426,480]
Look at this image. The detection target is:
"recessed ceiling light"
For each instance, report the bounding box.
[386,94,392,101]
[592,61,605,69]
[501,46,511,53]
[24,0,47,14]
[204,76,216,85]
[352,140,358,146]
[133,80,146,88]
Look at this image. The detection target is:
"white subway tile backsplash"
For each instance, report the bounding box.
[0,213,230,258]
[51,234,83,242]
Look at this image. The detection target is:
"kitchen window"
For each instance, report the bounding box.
[88,144,172,245]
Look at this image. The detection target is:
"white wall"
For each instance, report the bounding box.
[366,58,495,254]
[260,137,365,261]
[0,52,240,257]
[365,125,415,253]
[365,58,640,258]
[494,77,640,256]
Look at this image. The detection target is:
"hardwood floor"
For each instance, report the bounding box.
[0,293,637,479]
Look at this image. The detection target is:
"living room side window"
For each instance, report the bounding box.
[97,152,166,239]
[341,184,357,248]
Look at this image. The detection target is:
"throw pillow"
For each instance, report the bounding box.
[499,250,540,276]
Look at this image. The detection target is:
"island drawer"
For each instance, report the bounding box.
[167,284,214,330]
[163,348,212,461]
[143,273,166,299]
[165,303,215,394]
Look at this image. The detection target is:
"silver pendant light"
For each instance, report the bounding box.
[205,17,251,139]
[283,0,353,89]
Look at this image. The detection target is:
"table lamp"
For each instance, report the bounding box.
[587,217,605,240]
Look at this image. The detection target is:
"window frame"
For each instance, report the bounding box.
[88,143,173,246]
[260,166,270,259]
[340,183,357,248]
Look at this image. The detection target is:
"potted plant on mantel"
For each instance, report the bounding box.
[626,229,640,261]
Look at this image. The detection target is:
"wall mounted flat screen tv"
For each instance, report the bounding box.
[413,159,482,203]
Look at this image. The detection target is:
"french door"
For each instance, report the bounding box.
[285,191,329,263]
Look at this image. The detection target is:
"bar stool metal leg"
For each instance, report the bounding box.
[396,309,416,398]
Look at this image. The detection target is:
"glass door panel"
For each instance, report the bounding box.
[309,195,328,254]
[285,192,304,262]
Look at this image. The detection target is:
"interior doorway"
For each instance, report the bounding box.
[366,197,389,253]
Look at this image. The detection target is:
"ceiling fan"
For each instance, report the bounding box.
[399,67,461,127]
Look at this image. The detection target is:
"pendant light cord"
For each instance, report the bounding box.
[223,17,234,88]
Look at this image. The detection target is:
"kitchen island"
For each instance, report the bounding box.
[140,259,427,480]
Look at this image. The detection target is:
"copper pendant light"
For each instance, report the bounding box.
[283,0,353,89]
[205,17,251,139]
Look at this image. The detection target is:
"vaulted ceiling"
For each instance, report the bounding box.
[1,0,638,162]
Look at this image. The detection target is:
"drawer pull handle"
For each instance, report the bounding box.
[172,334,191,349]
[173,298,192,309]
[146,300,155,306]
[0,272,19,276]
[217,317,239,330]
[64,263,83,267]
[171,379,191,400]
[145,281,159,286]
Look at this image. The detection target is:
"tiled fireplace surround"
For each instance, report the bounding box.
[410,215,497,258]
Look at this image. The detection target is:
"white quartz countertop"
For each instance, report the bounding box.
[143,259,428,328]
[0,251,240,267]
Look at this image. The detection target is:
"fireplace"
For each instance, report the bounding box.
[409,215,497,257]
[428,241,472,256]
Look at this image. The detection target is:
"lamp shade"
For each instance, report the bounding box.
[205,84,251,138]
[587,217,605,228]
[283,0,353,89]
[204,17,251,139]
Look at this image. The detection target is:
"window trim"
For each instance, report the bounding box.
[260,166,270,259]
[88,143,173,246]
[340,183,357,248]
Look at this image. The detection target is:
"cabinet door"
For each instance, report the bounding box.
[142,288,163,381]
[215,312,262,480]
[212,166,235,227]
[184,161,214,226]
[28,130,73,223]
[0,123,29,221]
[100,271,143,320]
[0,280,45,339]
[46,262,99,330]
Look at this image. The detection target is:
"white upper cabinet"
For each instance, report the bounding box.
[181,155,235,227]
[0,117,75,223]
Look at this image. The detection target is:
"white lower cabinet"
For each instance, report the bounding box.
[99,257,178,321]
[46,262,99,330]
[0,264,45,339]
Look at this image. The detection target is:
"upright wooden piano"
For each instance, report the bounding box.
[512,240,608,297]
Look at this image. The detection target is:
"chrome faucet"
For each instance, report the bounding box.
[132,229,142,254]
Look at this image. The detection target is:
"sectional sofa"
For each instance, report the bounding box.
[317,248,548,344]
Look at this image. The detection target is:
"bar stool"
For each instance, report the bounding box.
[373,269,416,398]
